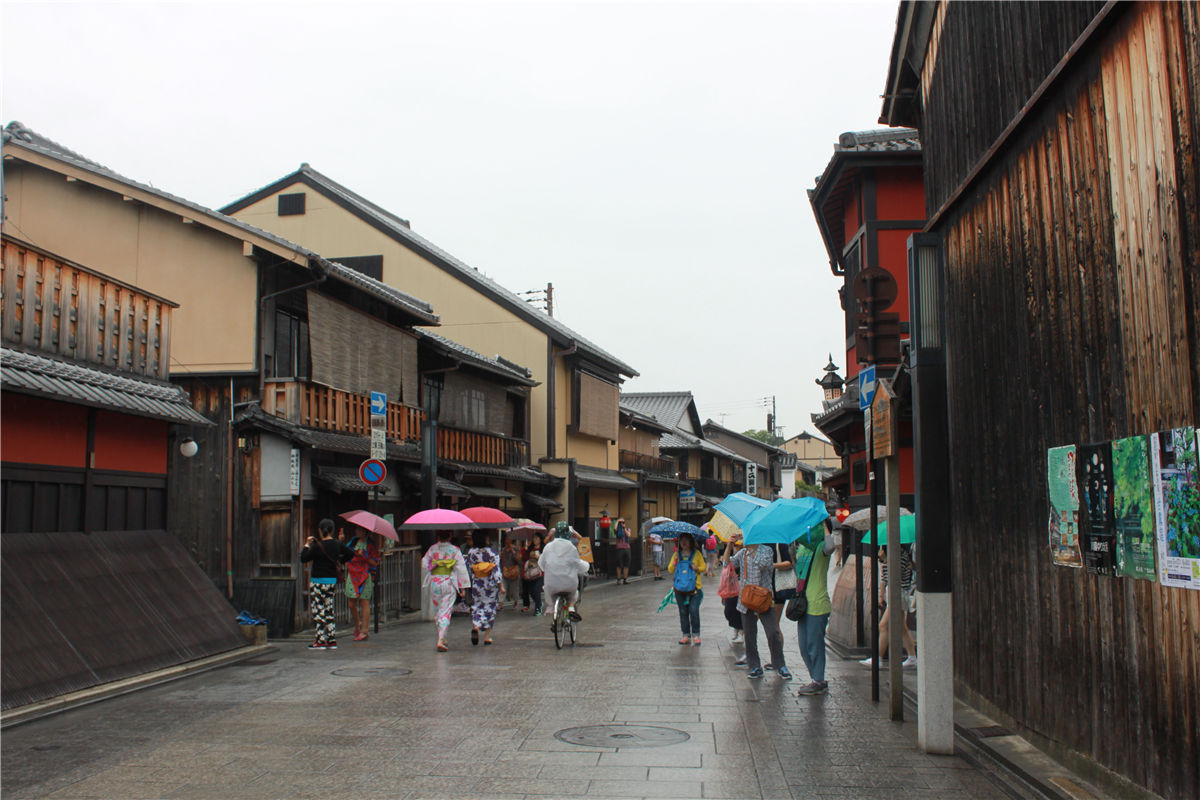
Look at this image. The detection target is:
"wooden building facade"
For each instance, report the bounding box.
[882,2,1200,796]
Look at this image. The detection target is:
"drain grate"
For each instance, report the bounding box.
[554,724,690,748]
[330,667,413,678]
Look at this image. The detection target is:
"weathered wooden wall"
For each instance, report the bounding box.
[931,3,1200,797]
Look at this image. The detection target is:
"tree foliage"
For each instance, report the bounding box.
[743,429,784,446]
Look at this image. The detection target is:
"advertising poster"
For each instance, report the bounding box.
[1151,427,1200,590]
[1078,442,1118,577]
[1112,435,1157,581]
[1047,444,1083,568]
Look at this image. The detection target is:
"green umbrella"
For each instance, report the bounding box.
[861,514,916,546]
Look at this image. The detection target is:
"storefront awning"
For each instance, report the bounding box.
[401,468,469,498]
[314,465,402,496]
[466,485,516,499]
[575,465,639,490]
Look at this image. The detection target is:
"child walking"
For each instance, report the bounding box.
[668,533,709,645]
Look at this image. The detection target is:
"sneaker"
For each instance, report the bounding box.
[860,657,885,668]
[679,636,692,645]
[307,643,326,650]
[747,667,764,679]
[692,637,702,646]
[734,656,748,667]
[902,656,918,670]
[731,630,744,644]
[777,666,793,680]
[534,610,543,616]
[569,610,582,622]
[797,681,828,696]
[326,643,337,650]
[764,663,776,671]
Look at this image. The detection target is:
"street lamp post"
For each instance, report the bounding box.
[908,232,953,754]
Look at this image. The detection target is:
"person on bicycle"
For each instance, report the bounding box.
[539,521,590,621]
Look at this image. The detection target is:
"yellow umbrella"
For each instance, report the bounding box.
[706,510,743,543]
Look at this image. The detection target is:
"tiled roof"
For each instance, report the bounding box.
[660,429,748,462]
[313,465,400,495]
[702,419,786,454]
[222,164,636,378]
[575,465,639,490]
[446,461,561,486]
[400,468,469,497]
[2,122,439,325]
[416,329,536,386]
[1,347,212,425]
[233,403,421,461]
[619,392,693,430]
[833,128,921,153]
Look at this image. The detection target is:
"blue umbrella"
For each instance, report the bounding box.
[648,520,705,540]
[714,492,770,526]
[741,497,830,546]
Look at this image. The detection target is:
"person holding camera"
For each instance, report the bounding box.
[300,519,357,650]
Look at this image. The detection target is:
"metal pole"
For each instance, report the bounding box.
[869,433,879,703]
[372,486,380,635]
[887,426,903,721]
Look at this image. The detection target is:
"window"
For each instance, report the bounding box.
[461,389,486,430]
[852,459,868,492]
[278,192,306,216]
[272,308,309,379]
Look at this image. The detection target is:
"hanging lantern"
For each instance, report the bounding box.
[599,511,611,531]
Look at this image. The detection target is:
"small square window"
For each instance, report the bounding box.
[278,192,306,216]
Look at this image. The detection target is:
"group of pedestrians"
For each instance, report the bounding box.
[663,522,838,696]
[300,519,382,651]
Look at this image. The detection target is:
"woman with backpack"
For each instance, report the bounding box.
[465,529,502,646]
[668,532,708,645]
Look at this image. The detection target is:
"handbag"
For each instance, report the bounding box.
[717,561,740,599]
[502,565,520,580]
[740,584,772,614]
[785,547,819,621]
[773,561,797,603]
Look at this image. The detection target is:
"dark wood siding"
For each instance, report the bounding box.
[920,1,1108,215]
[926,4,1200,796]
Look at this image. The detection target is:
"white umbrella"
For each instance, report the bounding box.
[841,505,913,530]
[649,516,673,526]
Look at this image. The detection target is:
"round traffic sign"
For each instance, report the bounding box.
[359,459,386,486]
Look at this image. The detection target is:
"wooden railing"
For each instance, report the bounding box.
[619,449,675,475]
[262,379,422,442]
[439,426,529,467]
[692,477,743,498]
[1,237,174,379]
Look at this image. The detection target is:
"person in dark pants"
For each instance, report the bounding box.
[719,538,745,645]
[522,543,544,616]
[299,519,357,650]
[731,543,791,680]
[614,517,632,584]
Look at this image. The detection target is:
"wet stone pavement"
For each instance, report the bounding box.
[1,577,1010,799]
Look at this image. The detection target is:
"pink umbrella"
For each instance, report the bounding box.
[398,508,479,530]
[338,510,399,542]
[460,507,516,529]
[510,518,546,532]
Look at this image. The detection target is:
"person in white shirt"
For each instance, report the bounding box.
[539,521,590,620]
[649,529,665,580]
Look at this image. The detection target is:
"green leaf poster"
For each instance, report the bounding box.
[1048,444,1082,568]
[1112,435,1157,580]
[1151,427,1200,590]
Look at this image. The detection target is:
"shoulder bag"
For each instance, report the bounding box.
[740,584,772,614]
[313,539,346,581]
[785,549,818,621]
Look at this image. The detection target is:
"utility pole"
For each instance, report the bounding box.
[518,283,554,316]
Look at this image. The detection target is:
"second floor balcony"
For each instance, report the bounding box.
[262,378,529,467]
[619,449,675,475]
[691,477,743,499]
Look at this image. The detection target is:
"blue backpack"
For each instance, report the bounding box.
[674,554,697,593]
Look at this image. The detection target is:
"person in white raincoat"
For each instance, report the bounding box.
[539,521,590,621]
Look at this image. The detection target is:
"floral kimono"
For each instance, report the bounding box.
[465,546,502,630]
[422,541,469,633]
[345,538,381,599]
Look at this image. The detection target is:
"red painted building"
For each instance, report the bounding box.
[808,129,925,512]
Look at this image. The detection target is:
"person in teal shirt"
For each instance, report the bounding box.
[794,519,837,695]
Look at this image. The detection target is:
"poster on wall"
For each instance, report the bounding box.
[1111,435,1157,581]
[1151,427,1200,590]
[1047,444,1083,568]
[1077,442,1118,576]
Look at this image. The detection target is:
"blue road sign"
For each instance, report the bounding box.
[858,365,877,411]
[370,391,387,416]
[359,459,387,486]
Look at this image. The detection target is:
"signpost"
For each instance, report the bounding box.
[359,459,386,486]
[873,380,896,458]
[370,391,387,460]
[858,365,877,411]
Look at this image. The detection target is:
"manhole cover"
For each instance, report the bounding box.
[330,667,413,678]
[554,725,690,748]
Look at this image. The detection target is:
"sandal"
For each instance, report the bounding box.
[483,639,493,645]
[436,641,448,652]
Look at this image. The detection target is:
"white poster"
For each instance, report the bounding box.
[1150,427,1200,590]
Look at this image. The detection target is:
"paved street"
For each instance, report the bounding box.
[2,577,1008,800]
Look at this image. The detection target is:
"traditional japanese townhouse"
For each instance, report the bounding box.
[614,403,685,575]
[700,420,785,500]
[881,2,1200,793]
[620,392,749,524]
[1,123,543,636]
[0,234,247,710]
[220,166,639,531]
[781,430,840,474]
[807,129,924,513]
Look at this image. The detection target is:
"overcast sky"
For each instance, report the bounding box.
[3,0,899,439]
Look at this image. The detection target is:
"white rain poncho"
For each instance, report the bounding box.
[539,537,590,598]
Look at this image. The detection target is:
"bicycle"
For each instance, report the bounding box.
[551,592,576,649]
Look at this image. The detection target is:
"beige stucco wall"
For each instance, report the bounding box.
[232,188,555,458]
[3,163,258,372]
[784,436,840,469]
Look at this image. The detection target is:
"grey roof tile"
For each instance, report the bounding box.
[416,329,536,386]
[2,122,438,324]
[1,347,212,425]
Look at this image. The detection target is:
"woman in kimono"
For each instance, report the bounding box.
[344,527,381,641]
[465,529,502,645]
[421,530,470,651]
